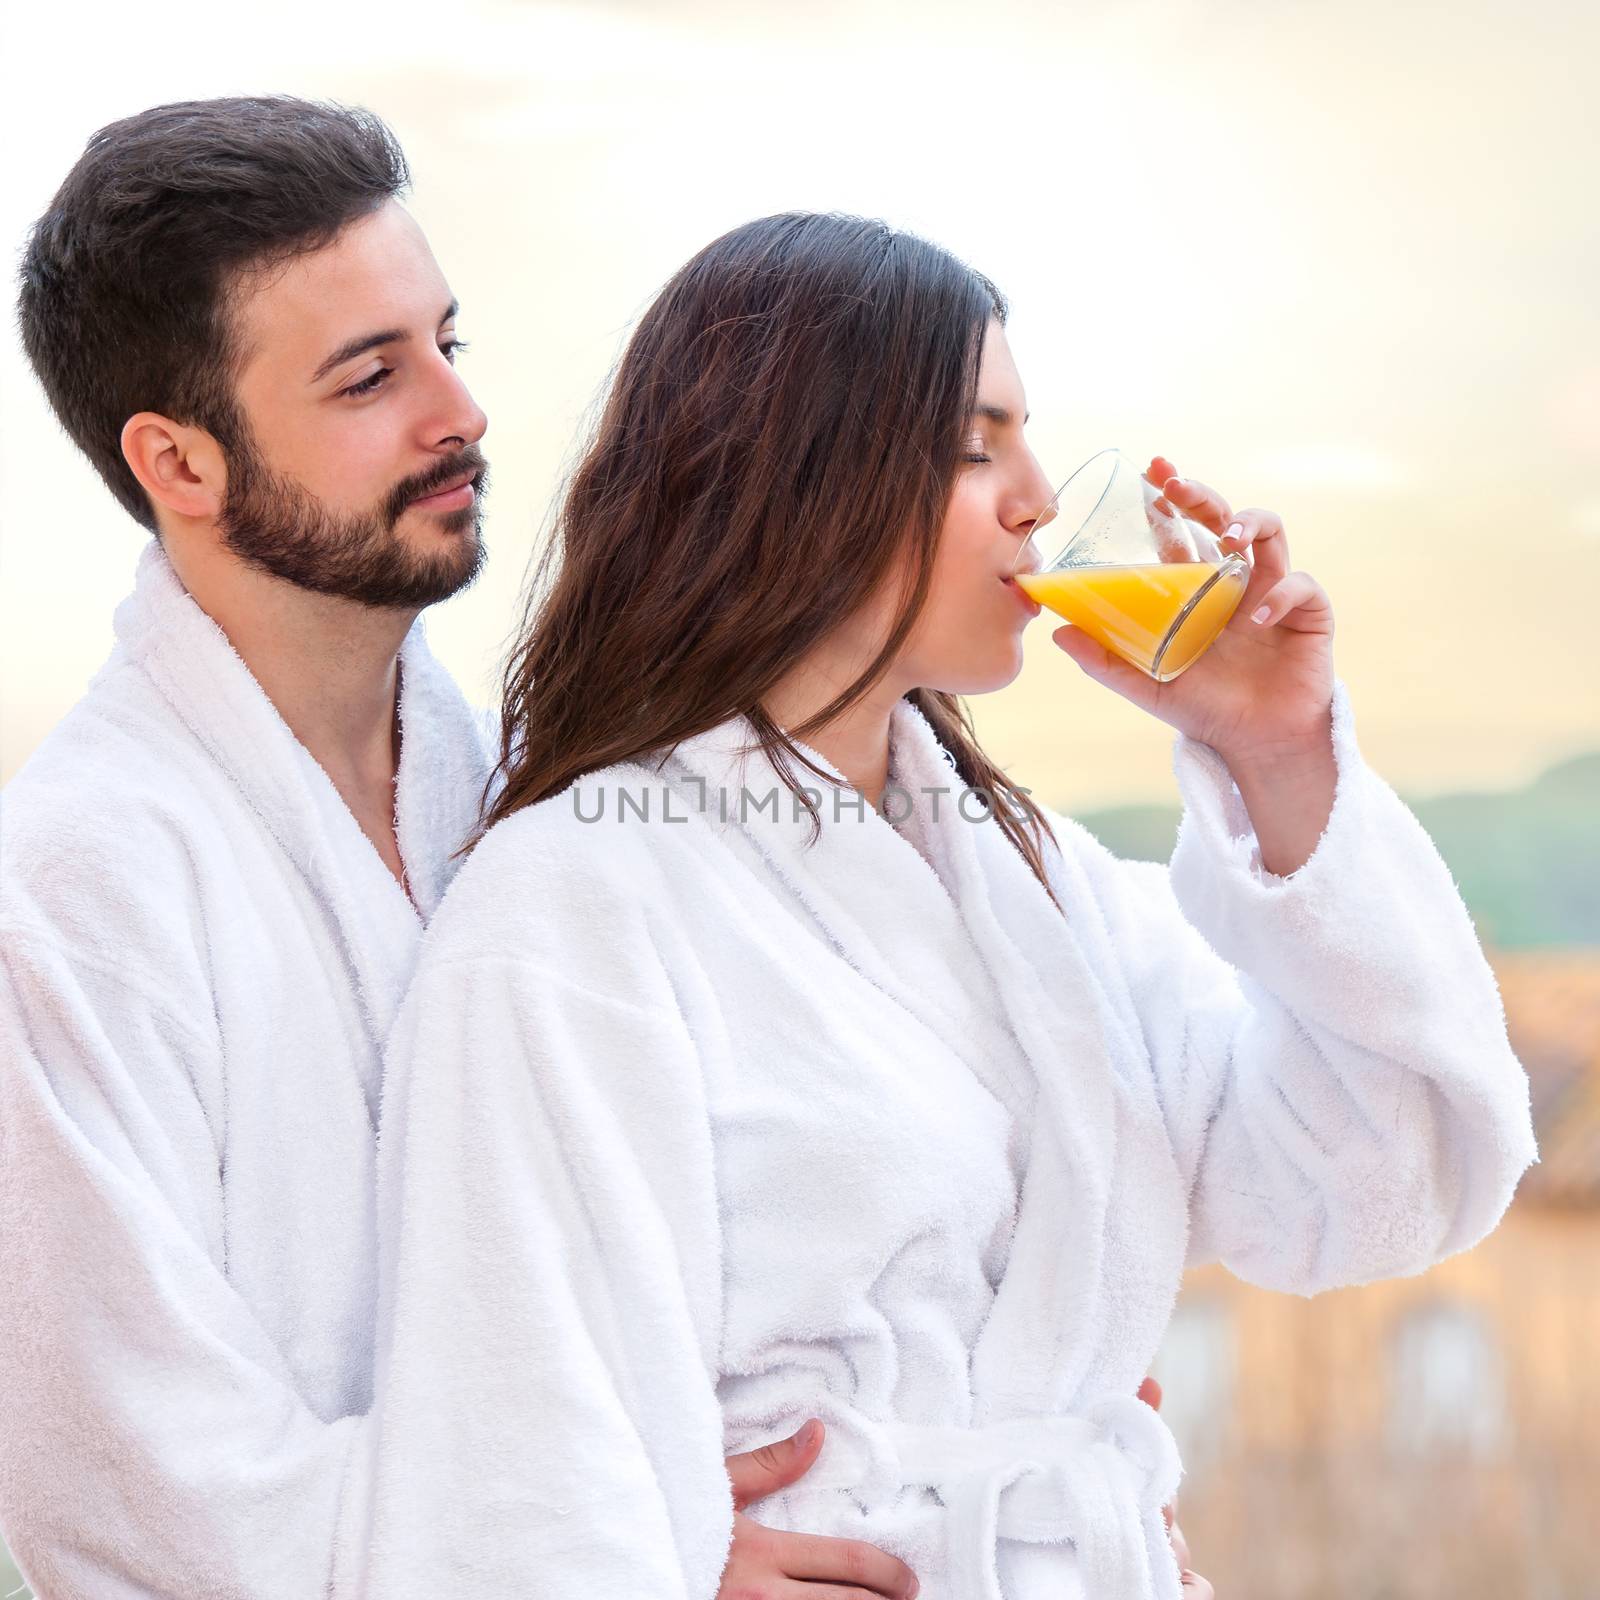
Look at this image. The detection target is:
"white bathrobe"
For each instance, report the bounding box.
[352,686,1538,1599]
[0,542,490,1598]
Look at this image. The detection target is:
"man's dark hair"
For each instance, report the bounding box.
[17,96,410,530]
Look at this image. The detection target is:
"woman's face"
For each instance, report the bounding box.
[891,320,1055,696]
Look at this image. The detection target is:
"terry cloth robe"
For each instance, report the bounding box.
[351,686,1538,1600]
[0,542,490,1598]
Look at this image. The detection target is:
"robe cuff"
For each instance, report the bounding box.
[1168,677,1358,894]
[1161,673,1501,1012]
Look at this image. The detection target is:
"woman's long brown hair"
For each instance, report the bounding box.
[480,212,1059,893]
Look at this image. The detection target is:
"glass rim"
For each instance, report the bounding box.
[1018,446,1234,574]
[1023,446,1127,571]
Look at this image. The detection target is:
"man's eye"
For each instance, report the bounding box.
[342,340,468,398]
[344,367,393,398]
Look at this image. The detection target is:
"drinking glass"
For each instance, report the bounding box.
[1014,448,1250,682]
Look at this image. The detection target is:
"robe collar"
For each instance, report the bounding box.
[664,702,1013,1065]
[666,697,1180,1418]
[111,540,489,1046]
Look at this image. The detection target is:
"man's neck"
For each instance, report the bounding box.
[161,532,419,890]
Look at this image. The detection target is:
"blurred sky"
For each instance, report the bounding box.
[2,0,1597,809]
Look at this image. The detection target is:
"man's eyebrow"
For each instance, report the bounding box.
[310,300,460,385]
[974,403,1029,425]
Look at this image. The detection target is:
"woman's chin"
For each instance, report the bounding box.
[919,645,1026,698]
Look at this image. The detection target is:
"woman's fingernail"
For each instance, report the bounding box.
[1226,522,1243,542]
[1251,605,1271,624]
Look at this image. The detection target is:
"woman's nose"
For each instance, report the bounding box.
[1004,448,1055,529]
[1009,479,1057,541]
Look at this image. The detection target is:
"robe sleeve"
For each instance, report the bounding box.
[1047,678,1538,1295]
[343,870,732,1599]
[0,923,362,1599]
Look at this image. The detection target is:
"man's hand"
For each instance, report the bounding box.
[1137,1377,1216,1597]
[721,1400,1213,1599]
[721,1420,920,1598]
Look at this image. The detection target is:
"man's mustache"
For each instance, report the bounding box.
[385,446,490,524]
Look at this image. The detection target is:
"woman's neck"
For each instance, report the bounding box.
[763,656,905,811]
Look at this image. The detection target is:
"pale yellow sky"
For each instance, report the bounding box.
[3,0,1596,809]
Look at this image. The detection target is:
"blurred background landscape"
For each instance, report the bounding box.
[1081,748,1600,948]
[1073,746,1600,1595]
[2,0,1596,1594]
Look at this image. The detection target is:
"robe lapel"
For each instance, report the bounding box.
[880,703,1115,1413]
[683,701,1178,1419]
[668,704,1189,1418]
[887,702,1186,1418]
[664,717,1021,1072]
[113,543,486,1061]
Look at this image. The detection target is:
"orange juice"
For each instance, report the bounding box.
[1017,560,1248,682]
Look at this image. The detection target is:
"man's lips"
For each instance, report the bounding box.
[410,469,478,506]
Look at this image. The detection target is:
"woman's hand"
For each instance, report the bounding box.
[1051,454,1335,771]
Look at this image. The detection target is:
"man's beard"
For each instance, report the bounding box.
[216,436,489,610]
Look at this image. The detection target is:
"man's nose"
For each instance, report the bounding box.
[426,360,488,451]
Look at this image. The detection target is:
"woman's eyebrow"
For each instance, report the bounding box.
[974,403,1029,425]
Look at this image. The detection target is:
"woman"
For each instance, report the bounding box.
[352,214,1537,1599]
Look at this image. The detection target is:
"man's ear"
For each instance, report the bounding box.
[120,412,228,522]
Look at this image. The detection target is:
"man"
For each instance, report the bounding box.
[0,96,933,1600]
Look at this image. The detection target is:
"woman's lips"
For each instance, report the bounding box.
[1001,574,1042,618]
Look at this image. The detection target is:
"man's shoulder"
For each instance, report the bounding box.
[2,666,232,961]
[7,658,222,837]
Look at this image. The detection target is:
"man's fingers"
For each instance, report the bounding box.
[725,1419,824,1511]
[1140,1377,1180,1538]
[720,1517,919,1600]
[762,1527,919,1598]
[776,1588,904,1600]
[1169,1516,1191,1569]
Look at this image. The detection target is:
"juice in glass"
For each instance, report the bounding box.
[1017,559,1248,682]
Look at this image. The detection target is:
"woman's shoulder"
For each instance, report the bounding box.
[1030,798,1176,928]
[423,759,701,966]
[1023,798,1111,885]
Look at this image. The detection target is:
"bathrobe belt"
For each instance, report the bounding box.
[801,1397,1183,1599]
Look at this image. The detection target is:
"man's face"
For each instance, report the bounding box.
[218,201,489,609]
